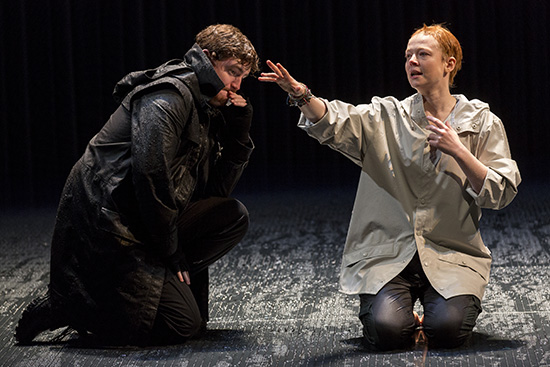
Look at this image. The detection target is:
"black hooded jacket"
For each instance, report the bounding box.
[48,44,253,344]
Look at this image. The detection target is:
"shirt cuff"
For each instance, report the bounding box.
[297,98,329,129]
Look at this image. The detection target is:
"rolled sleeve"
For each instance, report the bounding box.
[468,166,520,209]
[468,113,521,210]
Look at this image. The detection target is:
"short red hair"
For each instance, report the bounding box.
[411,24,463,87]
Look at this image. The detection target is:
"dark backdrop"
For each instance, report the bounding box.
[1,0,548,208]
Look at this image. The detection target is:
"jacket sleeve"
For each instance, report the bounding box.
[205,103,254,197]
[467,112,521,210]
[130,88,192,257]
[206,137,254,197]
[297,98,380,167]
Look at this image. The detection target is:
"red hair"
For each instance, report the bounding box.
[411,24,463,87]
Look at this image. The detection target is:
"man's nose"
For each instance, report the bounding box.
[231,77,242,91]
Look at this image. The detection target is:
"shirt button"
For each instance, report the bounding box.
[457,126,462,131]
[424,262,428,267]
[420,199,425,204]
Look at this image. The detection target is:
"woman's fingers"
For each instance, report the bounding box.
[259,60,299,95]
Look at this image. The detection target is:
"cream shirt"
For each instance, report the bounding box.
[298,93,521,300]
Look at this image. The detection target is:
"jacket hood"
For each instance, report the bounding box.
[113,44,225,104]
[406,93,490,133]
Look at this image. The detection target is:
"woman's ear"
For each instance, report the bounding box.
[445,56,457,73]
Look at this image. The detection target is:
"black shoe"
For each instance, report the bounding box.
[15,293,66,344]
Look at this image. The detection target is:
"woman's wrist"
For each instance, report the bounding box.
[289,83,307,98]
[287,84,314,107]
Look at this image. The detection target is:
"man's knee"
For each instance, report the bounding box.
[171,312,203,340]
[150,311,202,345]
[215,198,249,247]
[225,198,249,226]
[209,198,249,234]
[151,275,204,345]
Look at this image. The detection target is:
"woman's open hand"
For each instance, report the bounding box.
[259,60,304,96]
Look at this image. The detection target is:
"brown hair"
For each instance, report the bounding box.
[196,24,260,75]
[411,24,463,87]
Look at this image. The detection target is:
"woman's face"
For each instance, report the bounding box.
[405,33,455,93]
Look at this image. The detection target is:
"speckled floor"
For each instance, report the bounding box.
[1,182,549,366]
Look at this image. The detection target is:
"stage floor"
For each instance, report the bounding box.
[1,182,549,366]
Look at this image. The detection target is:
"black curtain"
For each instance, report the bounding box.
[1,0,549,208]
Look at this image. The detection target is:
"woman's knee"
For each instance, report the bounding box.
[423,313,465,348]
[361,312,416,350]
[359,295,416,350]
[423,296,481,349]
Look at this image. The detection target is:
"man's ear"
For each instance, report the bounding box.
[203,49,219,66]
[203,49,217,67]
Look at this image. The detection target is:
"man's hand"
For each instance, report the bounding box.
[226,91,248,107]
[166,249,191,285]
[177,270,191,285]
[220,94,253,143]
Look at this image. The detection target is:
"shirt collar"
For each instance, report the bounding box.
[183,43,225,102]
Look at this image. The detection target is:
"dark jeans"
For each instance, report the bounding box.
[149,197,249,344]
[359,252,482,350]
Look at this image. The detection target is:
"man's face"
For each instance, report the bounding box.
[209,57,251,107]
[405,34,454,93]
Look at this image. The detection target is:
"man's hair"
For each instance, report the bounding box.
[411,24,463,87]
[196,24,260,75]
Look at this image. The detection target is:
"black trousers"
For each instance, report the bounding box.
[149,197,249,344]
[359,252,482,350]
